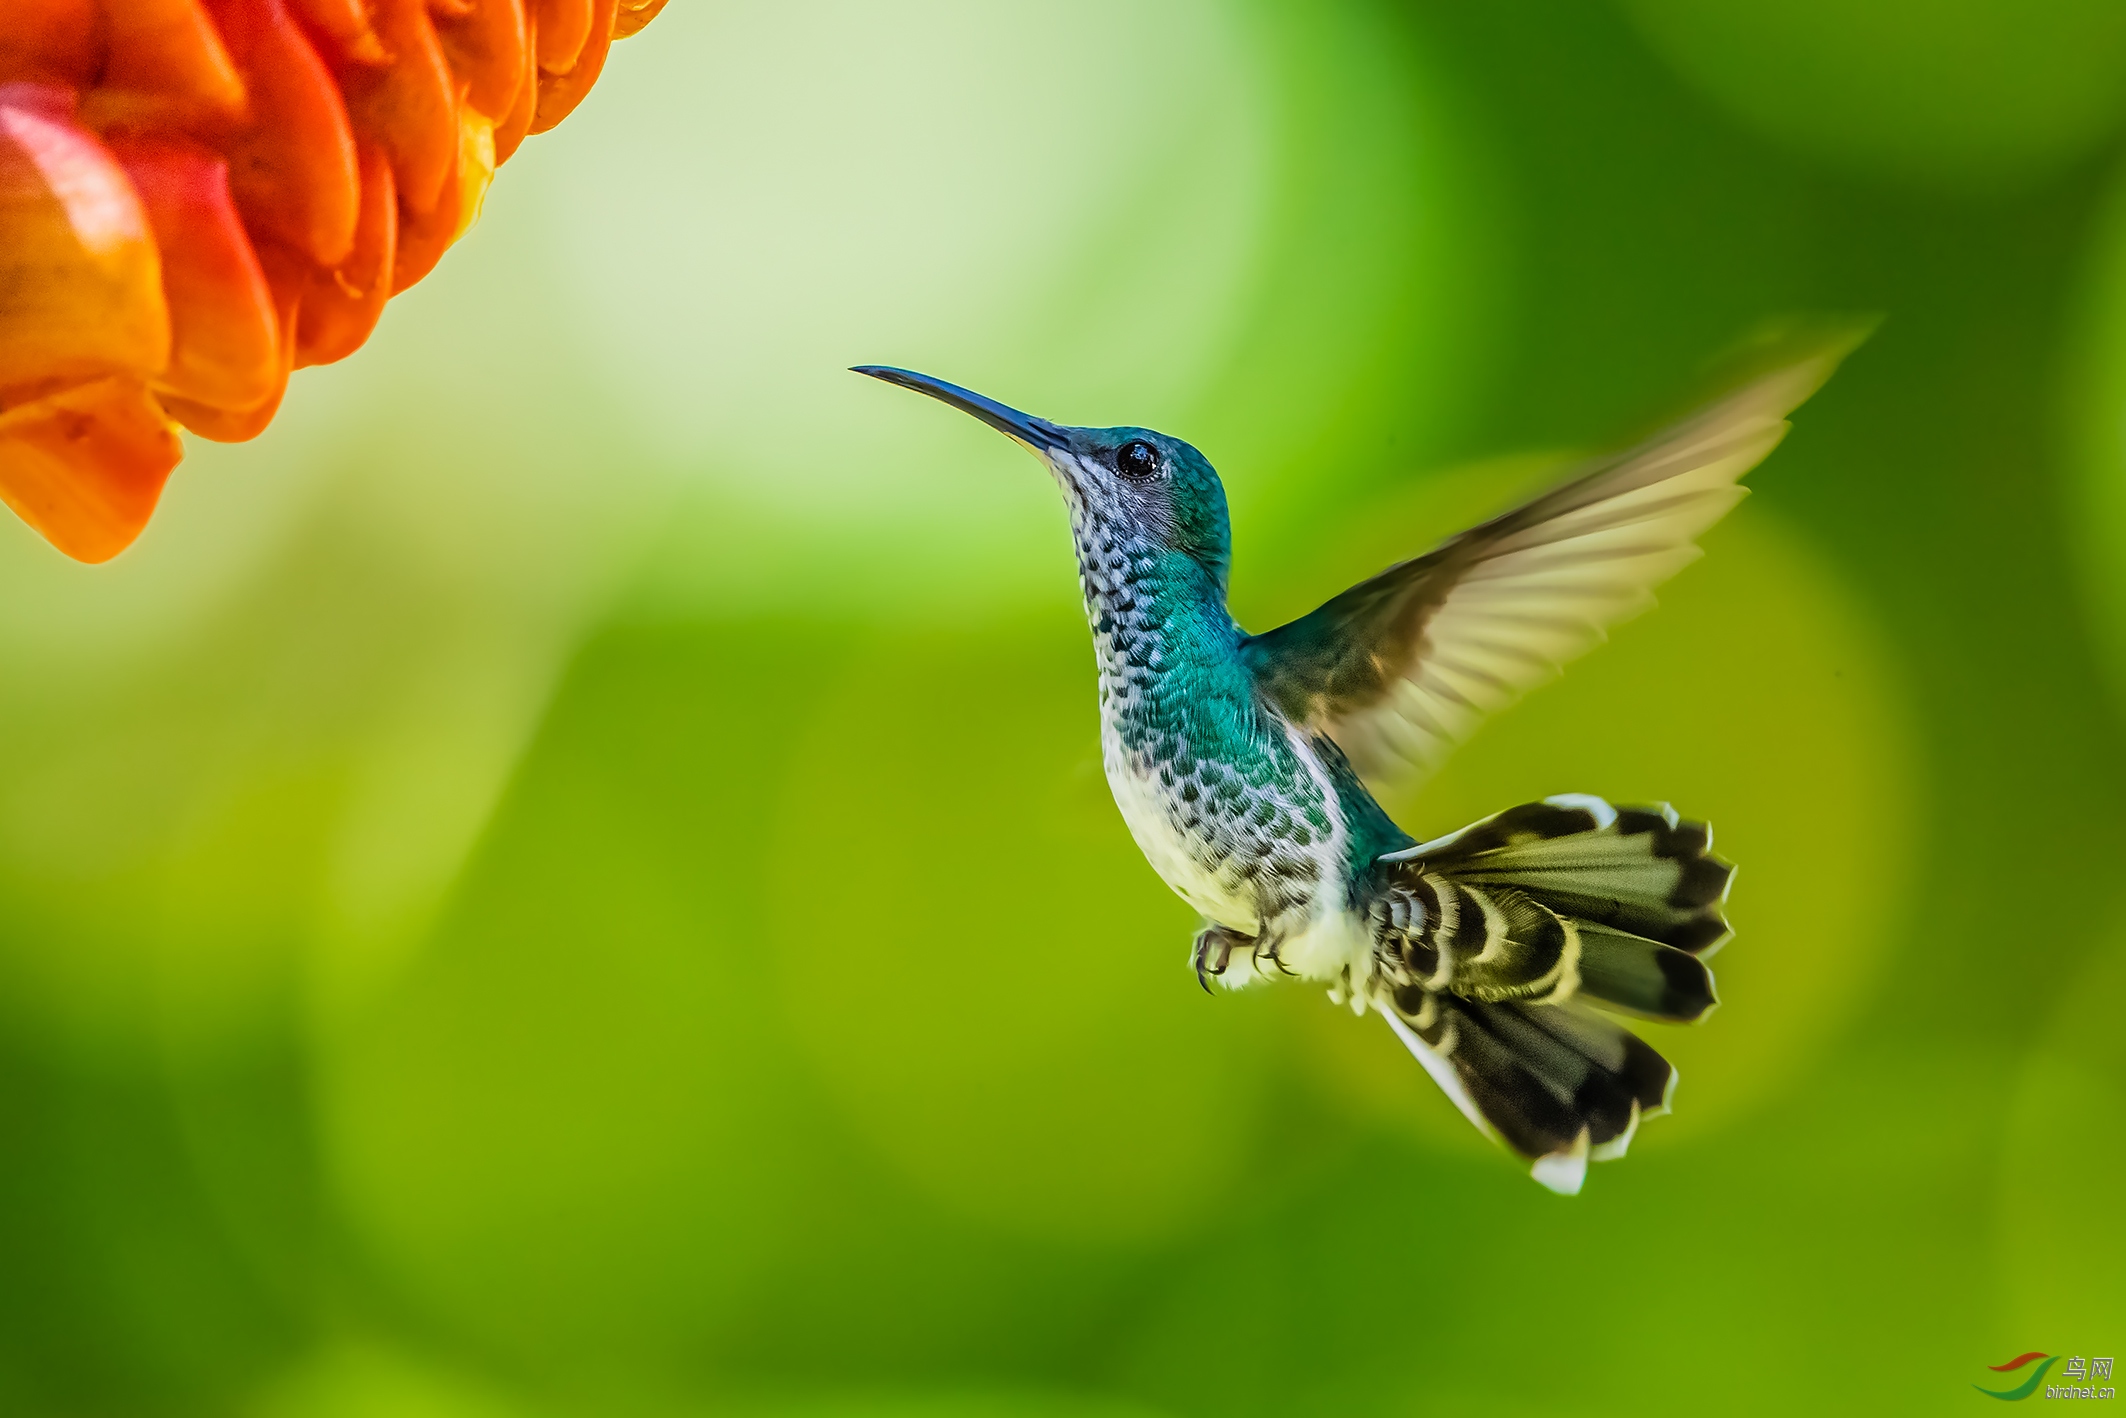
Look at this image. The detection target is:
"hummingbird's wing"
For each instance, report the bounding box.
[1243,330,1864,790]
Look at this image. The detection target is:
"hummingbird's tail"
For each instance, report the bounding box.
[1368,795,1732,1193]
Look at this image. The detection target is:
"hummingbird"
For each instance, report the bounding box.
[855,329,1859,1193]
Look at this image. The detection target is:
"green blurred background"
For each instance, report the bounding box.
[3,1,2124,1413]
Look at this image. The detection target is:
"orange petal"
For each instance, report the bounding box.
[389,102,495,292]
[157,236,300,440]
[156,316,299,437]
[0,87,169,395]
[435,0,527,130]
[0,375,181,562]
[286,0,388,66]
[391,177,455,293]
[78,0,246,132]
[452,105,494,239]
[529,0,612,135]
[611,0,665,40]
[491,9,538,165]
[296,143,395,366]
[206,0,360,267]
[0,0,103,89]
[532,0,591,77]
[109,134,282,412]
[156,386,277,440]
[345,0,457,216]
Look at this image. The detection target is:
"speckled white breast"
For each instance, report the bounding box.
[1100,721,1261,933]
[1097,709,1375,990]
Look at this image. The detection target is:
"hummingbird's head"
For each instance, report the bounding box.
[854,366,1231,584]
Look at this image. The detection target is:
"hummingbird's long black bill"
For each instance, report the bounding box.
[851,366,1066,451]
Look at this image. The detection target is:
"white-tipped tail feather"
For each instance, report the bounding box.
[1369,794,1726,1190]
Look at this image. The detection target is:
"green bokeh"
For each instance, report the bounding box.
[1621,0,2126,194]
[1,1,2122,1415]
[2001,935,2126,1350]
[770,619,1280,1244]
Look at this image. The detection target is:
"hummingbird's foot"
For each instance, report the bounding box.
[1191,926,1254,993]
[1257,931,1296,977]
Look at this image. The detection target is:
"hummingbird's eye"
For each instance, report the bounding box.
[1116,440,1161,480]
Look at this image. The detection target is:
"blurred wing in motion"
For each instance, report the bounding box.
[1243,324,1869,790]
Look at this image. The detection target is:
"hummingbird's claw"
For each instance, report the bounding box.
[1191,926,1248,993]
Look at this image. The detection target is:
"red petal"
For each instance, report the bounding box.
[206,0,361,267]
[109,133,281,411]
[344,0,458,215]
[390,179,453,292]
[296,142,395,366]
[491,7,539,165]
[79,0,246,132]
[611,0,665,40]
[157,386,279,440]
[0,88,169,395]
[0,0,103,90]
[532,0,591,77]
[435,0,528,126]
[529,0,612,135]
[0,375,182,562]
[389,103,494,292]
[286,0,388,66]
[156,237,299,440]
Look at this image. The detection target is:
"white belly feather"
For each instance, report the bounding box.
[1102,729,1260,932]
[1099,716,1374,987]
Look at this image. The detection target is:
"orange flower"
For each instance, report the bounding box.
[0,0,665,562]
